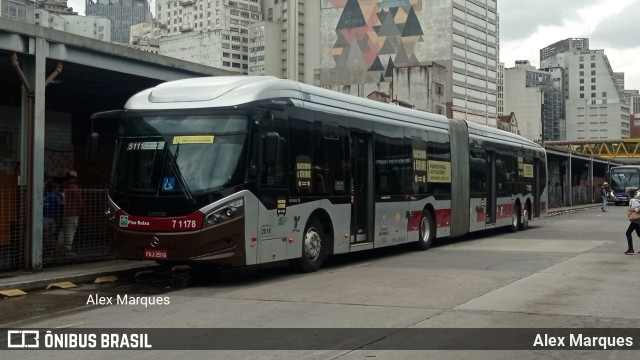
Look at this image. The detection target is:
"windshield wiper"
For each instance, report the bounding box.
[169,143,195,203]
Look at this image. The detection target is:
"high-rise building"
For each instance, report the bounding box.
[502,60,565,142]
[631,93,640,115]
[503,60,548,142]
[248,1,319,83]
[36,0,76,15]
[497,62,504,115]
[5,0,108,41]
[63,14,111,41]
[318,0,499,126]
[540,38,589,69]
[541,39,629,140]
[152,0,262,74]
[613,72,625,91]
[630,93,640,138]
[85,0,152,44]
[1,0,35,22]
[540,66,566,141]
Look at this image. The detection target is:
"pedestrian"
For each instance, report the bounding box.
[43,181,63,254]
[57,170,83,257]
[600,182,610,212]
[624,189,640,255]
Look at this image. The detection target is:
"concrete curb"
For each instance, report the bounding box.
[546,205,599,217]
[0,263,158,294]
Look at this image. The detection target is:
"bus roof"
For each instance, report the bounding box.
[124,76,542,152]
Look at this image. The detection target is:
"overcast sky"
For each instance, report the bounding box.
[68,0,640,90]
[499,0,640,90]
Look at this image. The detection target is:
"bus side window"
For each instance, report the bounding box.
[314,121,345,195]
[259,114,289,188]
[374,123,411,195]
[469,142,486,195]
[428,131,452,196]
[407,128,428,195]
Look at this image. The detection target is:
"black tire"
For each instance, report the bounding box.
[518,203,530,231]
[290,218,326,273]
[416,210,435,251]
[509,203,520,232]
[154,260,183,271]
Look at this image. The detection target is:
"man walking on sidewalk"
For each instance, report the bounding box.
[601,182,610,212]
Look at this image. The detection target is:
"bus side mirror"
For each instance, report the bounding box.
[264,132,280,166]
[87,132,99,164]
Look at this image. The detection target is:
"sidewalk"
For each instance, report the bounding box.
[0,259,156,294]
[0,204,601,295]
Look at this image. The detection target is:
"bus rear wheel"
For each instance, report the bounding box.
[416,210,435,251]
[509,203,520,232]
[519,205,529,230]
[290,218,326,273]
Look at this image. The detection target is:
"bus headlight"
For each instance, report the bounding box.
[204,198,244,227]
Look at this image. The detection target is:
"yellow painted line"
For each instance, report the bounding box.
[94,276,118,284]
[0,289,27,297]
[46,281,77,289]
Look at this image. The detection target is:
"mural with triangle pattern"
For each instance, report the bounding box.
[323,0,425,83]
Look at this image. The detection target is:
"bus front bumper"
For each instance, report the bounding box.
[112,216,246,266]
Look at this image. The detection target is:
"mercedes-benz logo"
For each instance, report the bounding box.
[150,237,160,248]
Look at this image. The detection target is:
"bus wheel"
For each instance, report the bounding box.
[519,205,529,231]
[509,204,520,232]
[290,218,326,273]
[416,210,435,251]
[154,260,184,273]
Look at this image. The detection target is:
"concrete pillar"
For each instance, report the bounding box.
[20,36,46,271]
[590,157,594,203]
[567,153,572,206]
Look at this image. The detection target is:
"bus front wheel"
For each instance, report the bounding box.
[416,210,435,251]
[290,218,326,273]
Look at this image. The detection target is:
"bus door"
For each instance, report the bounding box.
[350,132,373,244]
[485,151,496,225]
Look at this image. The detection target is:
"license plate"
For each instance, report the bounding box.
[144,248,168,259]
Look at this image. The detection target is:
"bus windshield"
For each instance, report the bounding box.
[610,168,640,191]
[112,114,249,196]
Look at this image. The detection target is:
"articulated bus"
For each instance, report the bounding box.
[91,76,547,273]
[609,165,640,205]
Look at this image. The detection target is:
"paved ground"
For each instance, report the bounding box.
[0,204,598,293]
[0,204,600,293]
[2,202,639,359]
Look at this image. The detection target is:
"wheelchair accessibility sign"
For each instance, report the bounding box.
[162,177,175,191]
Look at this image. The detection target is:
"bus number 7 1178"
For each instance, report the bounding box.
[172,220,197,229]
